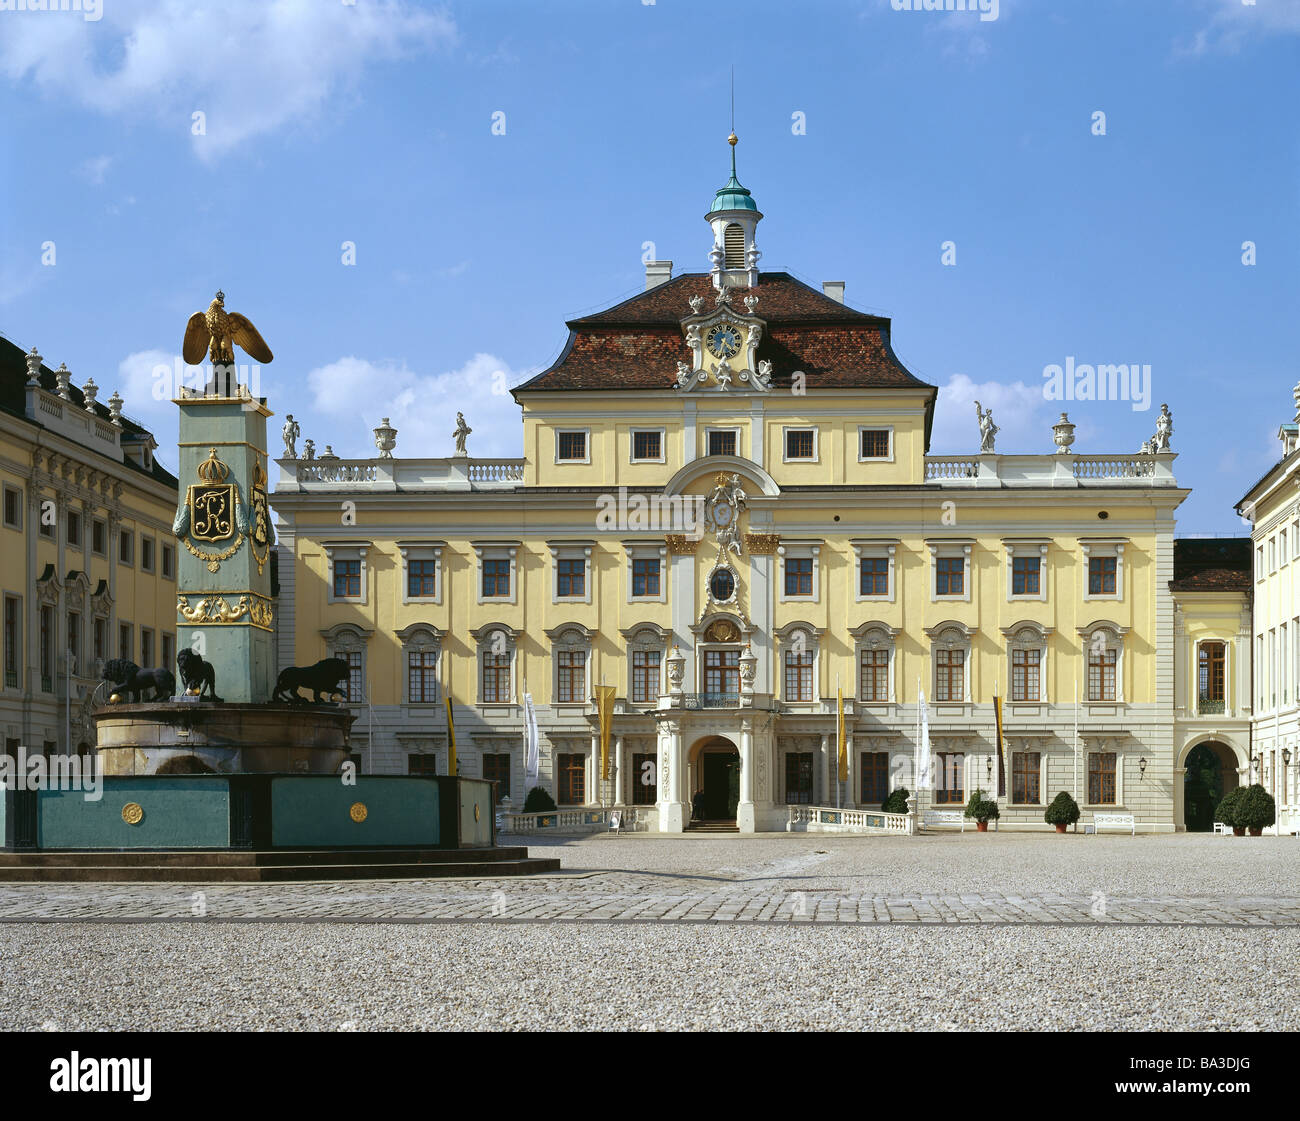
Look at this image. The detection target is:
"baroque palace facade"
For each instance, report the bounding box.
[272,141,1240,833]
[0,336,180,760]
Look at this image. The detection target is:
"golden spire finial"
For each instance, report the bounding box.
[728,132,738,146]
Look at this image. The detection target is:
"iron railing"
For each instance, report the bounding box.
[683,692,741,710]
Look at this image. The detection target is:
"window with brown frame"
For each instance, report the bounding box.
[481,559,510,598]
[340,651,363,702]
[783,647,814,702]
[860,556,888,596]
[631,649,661,704]
[482,753,510,800]
[860,648,889,702]
[632,431,662,461]
[1012,555,1040,596]
[558,753,586,804]
[1088,752,1117,804]
[936,751,964,804]
[1012,751,1041,804]
[407,754,437,776]
[784,752,814,804]
[784,557,813,597]
[703,648,740,697]
[1088,647,1117,701]
[557,431,587,460]
[3,596,19,689]
[482,652,511,703]
[860,429,890,458]
[936,556,964,596]
[935,648,965,702]
[408,648,438,703]
[1012,648,1041,702]
[785,429,815,460]
[1198,641,1225,714]
[860,751,889,806]
[707,430,736,457]
[557,558,585,598]
[556,649,586,703]
[407,559,437,598]
[333,559,361,598]
[1088,556,1117,595]
[631,752,657,805]
[632,558,660,597]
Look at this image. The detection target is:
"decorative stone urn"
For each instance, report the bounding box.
[738,645,757,694]
[373,417,397,458]
[1052,412,1076,454]
[665,645,685,694]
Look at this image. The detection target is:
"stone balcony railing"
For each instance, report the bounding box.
[923,452,1176,487]
[275,456,526,493]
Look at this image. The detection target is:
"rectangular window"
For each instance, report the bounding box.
[1088,752,1117,805]
[707,430,736,457]
[631,752,657,805]
[556,650,586,703]
[1088,648,1117,702]
[117,622,132,663]
[631,649,661,704]
[93,617,106,665]
[482,559,511,598]
[333,559,361,599]
[92,519,106,557]
[860,648,889,702]
[481,653,511,703]
[632,430,662,461]
[558,753,586,804]
[2,486,20,531]
[1012,751,1041,804]
[161,542,175,579]
[785,429,815,460]
[482,753,510,800]
[3,596,19,689]
[860,557,888,596]
[407,755,438,776]
[784,557,813,597]
[140,627,153,670]
[141,536,154,573]
[1283,530,1289,564]
[860,429,890,459]
[40,606,54,692]
[66,510,82,549]
[1011,648,1041,702]
[632,558,660,597]
[935,649,965,702]
[703,648,740,697]
[119,529,133,565]
[1088,556,1117,595]
[784,752,814,804]
[557,558,586,598]
[557,431,587,461]
[341,651,363,703]
[783,649,814,702]
[936,556,964,596]
[936,751,964,805]
[1012,556,1040,596]
[162,633,175,676]
[67,611,81,669]
[860,752,890,806]
[408,648,438,703]
[407,559,437,598]
[38,508,54,538]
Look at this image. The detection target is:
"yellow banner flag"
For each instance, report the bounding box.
[445,695,457,776]
[596,684,616,781]
[837,687,848,782]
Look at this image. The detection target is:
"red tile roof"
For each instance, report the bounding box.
[1170,538,1252,592]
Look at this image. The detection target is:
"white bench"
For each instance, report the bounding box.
[1092,812,1136,835]
[924,810,967,832]
[1213,821,1231,835]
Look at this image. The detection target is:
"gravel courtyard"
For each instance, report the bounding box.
[3,832,1298,1031]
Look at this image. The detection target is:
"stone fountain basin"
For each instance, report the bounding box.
[93,701,356,775]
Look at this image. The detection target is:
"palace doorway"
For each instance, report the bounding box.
[690,737,740,824]
[1183,741,1239,832]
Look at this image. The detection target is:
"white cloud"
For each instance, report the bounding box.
[1177,0,1300,55]
[929,372,1052,455]
[77,155,112,185]
[0,0,457,160]
[305,352,532,460]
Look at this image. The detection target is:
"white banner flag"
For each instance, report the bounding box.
[917,689,932,791]
[524,693,540,784]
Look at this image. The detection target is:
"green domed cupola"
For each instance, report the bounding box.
[708,134,759,214]
[705,133,763,291]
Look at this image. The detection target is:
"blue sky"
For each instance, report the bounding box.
[1,0,1296,532]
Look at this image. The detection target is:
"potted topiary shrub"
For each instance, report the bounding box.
[882,786,910,815]
[964,787,1000,832]
[1238,783,1276,837]
[1044,791,1080,833]
[523,786,558,814]
[1215,787,1245,836]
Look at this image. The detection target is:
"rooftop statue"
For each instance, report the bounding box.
[183,290,274,365]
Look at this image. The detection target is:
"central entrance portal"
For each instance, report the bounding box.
[691,737,740,824]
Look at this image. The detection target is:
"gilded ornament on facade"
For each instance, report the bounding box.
[665,534,701,554]
[248,456,273,576]
[173,448,248,573]
[704,619,740,643]
[121,802,144,825]
[177,594,273,631]
[744,533,779,554]
[349,802,368,823]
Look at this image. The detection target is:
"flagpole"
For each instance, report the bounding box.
[1074,679,1080,832]
[836,673,841,810]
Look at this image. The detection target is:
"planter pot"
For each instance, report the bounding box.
[1055,824,1067,834]
[976,821,989,832]
[1249,828,1263,837]
[1233,827,1245,837]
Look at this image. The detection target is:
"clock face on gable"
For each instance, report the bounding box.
[705,323,743,359]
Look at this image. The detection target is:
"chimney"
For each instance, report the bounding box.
[645,260,673,291]
[822,281,845,304]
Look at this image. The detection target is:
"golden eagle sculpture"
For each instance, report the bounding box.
[183,290,274,365]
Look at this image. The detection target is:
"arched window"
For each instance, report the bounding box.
[1079,623,1126,703]
[1003,622,1052,703]
[724,223,745,269]
[852,622,898,704]
[1198,641,1226,714]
